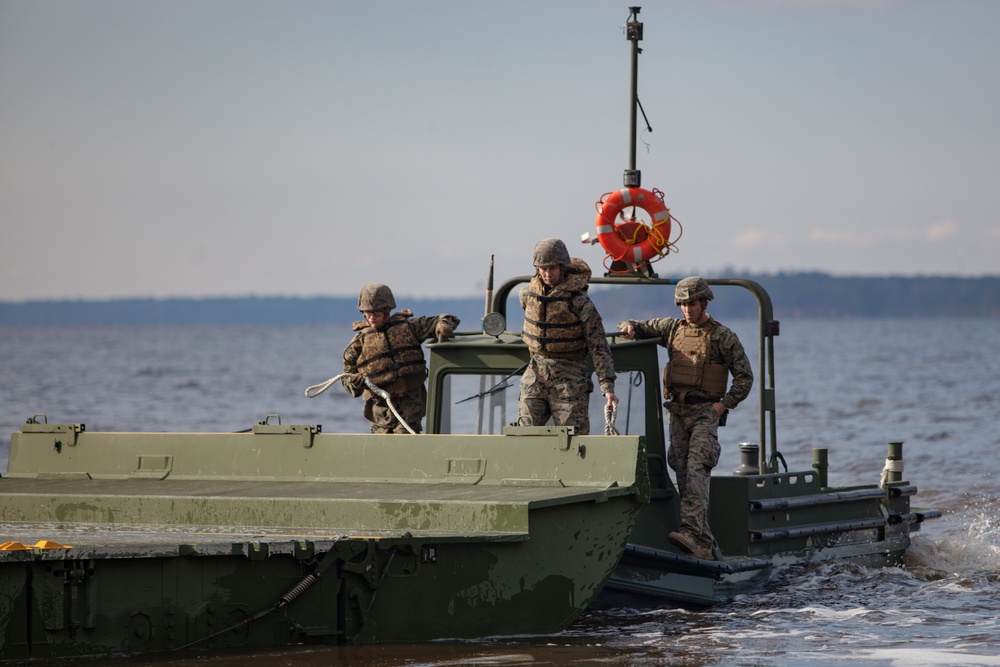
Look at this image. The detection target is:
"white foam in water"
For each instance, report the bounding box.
[908,501,1000,577]
[832,648,1000,666]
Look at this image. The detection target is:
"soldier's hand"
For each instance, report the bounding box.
[435,320,455,341]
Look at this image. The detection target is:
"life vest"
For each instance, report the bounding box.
[354,312,427,389]
[664,319,729,399]
[521,259,591,360]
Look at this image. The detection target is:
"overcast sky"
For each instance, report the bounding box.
[1,0,997,302]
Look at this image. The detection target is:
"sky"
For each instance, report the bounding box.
[1,0,998,302]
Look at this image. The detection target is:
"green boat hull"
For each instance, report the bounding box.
[0,425,648,659]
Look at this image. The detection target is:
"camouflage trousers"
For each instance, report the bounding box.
[363,384,426,434]
[666,401,722,555]
[518,355,595,435]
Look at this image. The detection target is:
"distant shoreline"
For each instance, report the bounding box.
[2,273,998,325]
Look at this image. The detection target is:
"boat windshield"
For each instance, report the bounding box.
[436,369,650,436]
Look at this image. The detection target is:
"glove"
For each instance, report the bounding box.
[435,320,455,340]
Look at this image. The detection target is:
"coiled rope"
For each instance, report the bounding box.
[879,457,904,489]
[304,373,416,435]
[604,403,619,436]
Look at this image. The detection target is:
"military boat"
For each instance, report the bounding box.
[428,6,941,607]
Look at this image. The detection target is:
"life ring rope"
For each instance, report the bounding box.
[593,187,683,270]
[602,212,683,274]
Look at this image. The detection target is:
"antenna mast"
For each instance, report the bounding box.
[624,6,643,188]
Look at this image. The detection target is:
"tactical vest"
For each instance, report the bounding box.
[521,274,588,360]
[664,319,729,399]
[354,313,427,389]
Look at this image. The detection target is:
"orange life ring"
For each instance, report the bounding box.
[594,187,671,264]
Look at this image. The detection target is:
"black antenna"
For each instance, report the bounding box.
[484,254,494,318]
[624,6,643,188]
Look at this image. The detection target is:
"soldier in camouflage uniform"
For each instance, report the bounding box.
[342,283,460,434]
[518,238,618,435]
[618,276,753,560]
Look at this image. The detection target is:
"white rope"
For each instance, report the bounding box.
[604,403,619,436]
[304,373,349,399]
[879,458,904,488]
[304,373,416,435]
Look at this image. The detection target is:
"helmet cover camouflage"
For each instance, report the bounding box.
[358,283,396,311]
[674,276,714,305]
[532,238,570,267]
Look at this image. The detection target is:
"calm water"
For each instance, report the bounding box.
[2,319,999,667]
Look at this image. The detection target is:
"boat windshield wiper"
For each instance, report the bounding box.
[455,361,530,404]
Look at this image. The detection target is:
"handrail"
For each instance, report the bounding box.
[492,274,780,472]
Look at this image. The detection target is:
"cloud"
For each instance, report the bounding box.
[733,229,780,247]
[925,219,957,241]
[809,228,861,245]
[810,220,959,247]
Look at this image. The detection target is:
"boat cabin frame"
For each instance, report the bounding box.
[426,274,781,475]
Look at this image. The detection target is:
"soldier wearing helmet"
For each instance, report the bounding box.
[618,276,753,561]
[518,238,618,435]
[342,283,460,434]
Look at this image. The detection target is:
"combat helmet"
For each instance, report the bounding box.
[358,283,396,311]
[533,238,570,267]
[674,276,714,305]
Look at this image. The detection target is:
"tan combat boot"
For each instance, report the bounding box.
[669,531,715,561]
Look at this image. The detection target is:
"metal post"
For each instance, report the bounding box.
[812,448,828,488]
[886,441,904,484]
[624,7,643,188]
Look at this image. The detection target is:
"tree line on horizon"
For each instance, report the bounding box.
[1,273,998,326]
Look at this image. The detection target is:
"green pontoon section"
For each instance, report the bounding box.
[0,423,648,660]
